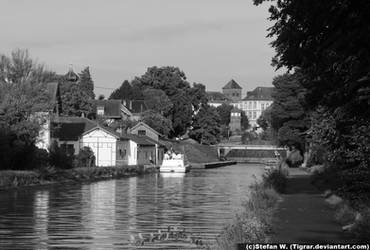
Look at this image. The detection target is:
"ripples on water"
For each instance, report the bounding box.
[0,164,264,249]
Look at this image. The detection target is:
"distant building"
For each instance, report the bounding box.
[229,107,242,133]
[207,91,231,108]
[95,99,147,124]
[238,87,274,128]
[222,79,242,102]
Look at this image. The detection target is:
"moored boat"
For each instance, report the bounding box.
[159,152,191,173]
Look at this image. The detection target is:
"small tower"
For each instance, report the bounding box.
[65,64,79,82]
[229,107,242,133]
[222,79,242,102]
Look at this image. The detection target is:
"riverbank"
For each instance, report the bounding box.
[0,165,157,190]
[214,168,285,249]
[271,168,357,243]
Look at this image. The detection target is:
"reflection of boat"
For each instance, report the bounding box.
[160,172,186,178]
[160,154,191,173]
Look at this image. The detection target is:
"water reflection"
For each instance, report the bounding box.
[0,164,264,249]
[33,190,49,249]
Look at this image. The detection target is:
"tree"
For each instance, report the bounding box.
[254,0,370,200]
[189,105,221,145]
[268,73,309,149]
[60,82,94,117]
[132,66,198,137]
[257,111,269,131]
[141,110,173,137]
[216,103,233,126]
[79,67,95,99]
[143,88,173,115]
[0,49,56,170]
[170,90,193,137]
[186,82,208,111]
[109,80,133,100]
[241,111,250,130]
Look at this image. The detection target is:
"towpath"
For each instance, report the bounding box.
[271,168,356,243]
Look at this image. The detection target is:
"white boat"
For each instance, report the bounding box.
[159,153,191,173]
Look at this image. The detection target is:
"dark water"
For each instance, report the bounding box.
[0,164,264,249]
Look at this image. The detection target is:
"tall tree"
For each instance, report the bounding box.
[189,105,221,145]
[0,49,56,169]
[78,67,95,99]
[109,80,133,100]
[59,81,94,117]
[141,110,173,137]
[143,88,172,115]
[268,73,309,149]
[254,0,370,200]
[216,103,233,126]
[132,66,193,137]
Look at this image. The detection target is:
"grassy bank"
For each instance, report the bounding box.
[214,169,286,249]
[172,140,219,163]
[0,165,156,190]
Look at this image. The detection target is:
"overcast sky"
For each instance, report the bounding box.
[0,0,282,97]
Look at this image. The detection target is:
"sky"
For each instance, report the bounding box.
[0,0,282,97]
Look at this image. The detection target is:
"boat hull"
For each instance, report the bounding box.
[159,164,191,173]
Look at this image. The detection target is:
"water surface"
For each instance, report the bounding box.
[0,164,264,249]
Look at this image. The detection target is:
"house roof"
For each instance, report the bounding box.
[129,121,162,137]
[222,79,242,90]
[121,134,156,146]
[82,125,121,139]
[52,116,97,141]
[206,91,231,102]
[95,100,124,118]
[65,69,79,82]
[243,87,274,101]
[122,100,147,114]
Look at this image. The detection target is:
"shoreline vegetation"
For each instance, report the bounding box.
[214,168,286,249]
[0,165,156,191]
[0,141,222,190]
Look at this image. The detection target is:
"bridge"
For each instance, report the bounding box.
[216,143,287,163]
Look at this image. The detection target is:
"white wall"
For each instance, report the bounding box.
[128,140,137,165]
[81,129,117,167]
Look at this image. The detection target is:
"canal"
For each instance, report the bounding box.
[0,164,264,249]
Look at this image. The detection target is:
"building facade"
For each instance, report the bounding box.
[237,87,274,128]
[222,79,242,102]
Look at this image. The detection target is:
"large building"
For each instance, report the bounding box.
[207,79,274,130]
[237,87,274,128]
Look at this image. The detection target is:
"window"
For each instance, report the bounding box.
[253,111,256,119]
[261,103,265,110]
[248,111,252,118]
[97,106,104,116]
[138,130,146,136]
[248,102,252,109]
[253,101,257,109]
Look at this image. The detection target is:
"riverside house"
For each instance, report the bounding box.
[51,117,165,166]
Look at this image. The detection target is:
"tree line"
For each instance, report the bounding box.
[255,0,370,203]
[0,50,249,170]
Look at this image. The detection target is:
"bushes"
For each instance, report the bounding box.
[263,168,288,193]
[76,146,95,168]
[0,171,41,188]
